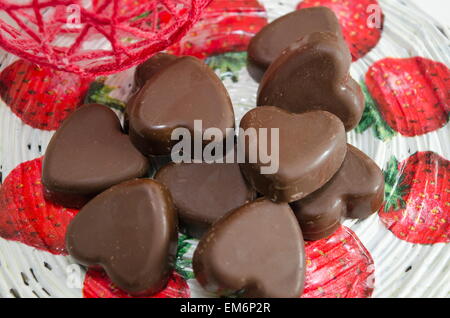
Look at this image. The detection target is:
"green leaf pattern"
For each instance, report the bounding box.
[175,234,198,280]
[355,82,397,141]
[206,52,248,83]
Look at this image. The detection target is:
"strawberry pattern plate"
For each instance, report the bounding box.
[0,0,449,298]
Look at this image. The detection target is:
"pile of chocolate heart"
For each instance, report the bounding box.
[42,7,384,297]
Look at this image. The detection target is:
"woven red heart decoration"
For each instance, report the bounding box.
[0,0,211,76]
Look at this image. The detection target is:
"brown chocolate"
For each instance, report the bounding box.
[155,160,256,239]
[290,144,385,240]
[134,53,178,91]
[239,106,347,203]
[124,53,179,132]
[66,179,178,296]
[248,7,342,81]
[42,104,149,209]
[193,198,305,298]
[257,31,364,131]
[128,56,235,156]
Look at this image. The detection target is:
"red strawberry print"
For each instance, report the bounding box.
[168,0,268,59]
[357,57,450,139]
[297,0,383,61]
[379,152,449,244]
[0,158,79,255]
[302,226,375,298]
[83,270,190,298]
[0,59,92,131]
[168,0,268,82]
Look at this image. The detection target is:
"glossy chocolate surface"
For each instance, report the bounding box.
[193,198,305,298]
[257,32,364,131]
[155,160,256,238]
[42,104,149,209]
[239,106,347,203]
[66,179,178,296]
[291,144,385,240]
[248,7,342,81]
[124,53,179,132]
[134,53,178,91]
[128,56,235,156]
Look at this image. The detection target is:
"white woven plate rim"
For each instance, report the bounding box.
[0,0,449,298]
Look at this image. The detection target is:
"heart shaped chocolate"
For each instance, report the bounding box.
[155,160,256,239]
[42,104,149,209]
[291,144,385,240]
[66,179,178,296]
[124,53,179,132]
[133,53,178,92]
[257,32,364,131]
[193,198,305,298]
[239,106,347,203]
[248,6,342,81]
[128,56,235,156]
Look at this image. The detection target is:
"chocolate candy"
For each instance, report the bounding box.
[66,179,178,296]
[128,56,235,156]
[125,53,179,132]
[193,198,305,298]
[248,7,342,81]
[42,104,149,209]
[239,106,347,203]
[291,144,385,240]
[257,32,364,131]
[133,53,178,91]
[155,160,256,238]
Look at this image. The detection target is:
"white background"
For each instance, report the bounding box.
[411,0,450,27]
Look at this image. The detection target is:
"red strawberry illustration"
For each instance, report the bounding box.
[168,0,268,82]
[168,0,268,59]
[379,152,449,244]
[302,226,375,298]
[297,0,383,61]
[0,59,92,130]
[0,157,79,255]
[357,57,450,139]
[83,270,190,298]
